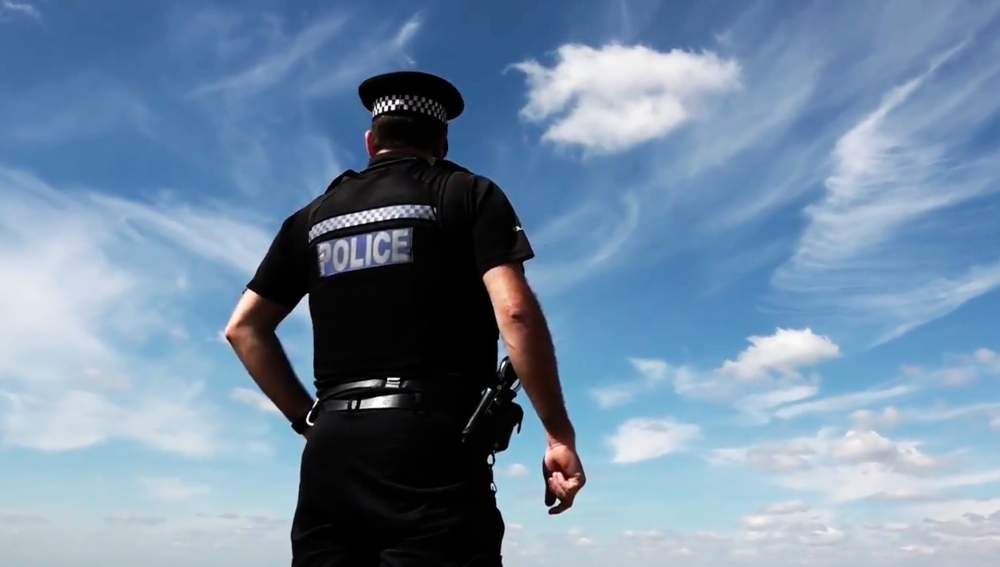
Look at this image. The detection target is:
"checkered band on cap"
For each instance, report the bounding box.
[309,204,438,243]
[372,94,448,123]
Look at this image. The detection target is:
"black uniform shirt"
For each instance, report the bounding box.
[246,152,534,389]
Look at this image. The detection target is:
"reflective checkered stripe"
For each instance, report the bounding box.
[372,94,448,123]
[308,204,438,243]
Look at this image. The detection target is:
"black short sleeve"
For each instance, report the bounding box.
[468,176,535,275]
[245,209,310,310]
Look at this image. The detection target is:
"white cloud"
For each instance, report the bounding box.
[590,357,674,408]
[738,503,846,549]
[0,165,279,457]
[606,418,700,464]
[190,14,348,96]
[140,478,211,502]
[771,37,1000,345]
[975,348,1000,367]
[828,430,944,473]
[0,388,218,457]
[229,388,281,415]
[525,193,641,297]
[0,75,152,145]
[301,15,423,99]
[717,328,841,381]
[772,386,915,420]
[714,426,1000,504]
[0,1,39,22]
[734,385,820,418]
[172,10,419,197]
[500,1,1000,343]
[903,348,1000,386]
[498,463,530,478]
[511,43,741,154]
[852,406,902,429]
[671,328,841,408]
[717,427,949,479]
[761,500,811,515]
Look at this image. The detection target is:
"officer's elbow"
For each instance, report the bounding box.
[223,320,247,345]
[483,263,542,327]
[499,296,542,326]
[223,312,261,344]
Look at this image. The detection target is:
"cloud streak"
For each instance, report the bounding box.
[0,0,39,22]
[772,37,1000,344]
[509,1,1000,340]
[0,164,280,457]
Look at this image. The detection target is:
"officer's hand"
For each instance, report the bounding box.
[542,443,586,515]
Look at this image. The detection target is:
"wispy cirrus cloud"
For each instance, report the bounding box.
[0,74,153,146]
[0,164,278,457]
[0,0,39,22]
[167,10,421,196]
[590,357,673,408]
[188,14,351,97]
[511,0,1000,341]
[771,38,1000,345]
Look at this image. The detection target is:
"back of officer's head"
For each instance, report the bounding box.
[365,113,448,160]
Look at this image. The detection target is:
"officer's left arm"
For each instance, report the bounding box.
[224,211,314,424]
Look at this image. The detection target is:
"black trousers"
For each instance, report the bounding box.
[290,407,506,567]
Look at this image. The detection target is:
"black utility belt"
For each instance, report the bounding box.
[315,392,472,419]
[321,392,432,411]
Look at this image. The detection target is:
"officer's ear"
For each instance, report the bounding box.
[438,136,448,160]
[365,130,377,158]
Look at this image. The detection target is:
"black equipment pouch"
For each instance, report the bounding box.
[461,357,524,455]
[487,392,524,453]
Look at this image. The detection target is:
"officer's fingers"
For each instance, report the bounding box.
[547,476,568,499]
[547,496,574,515]
[549,473,569,498]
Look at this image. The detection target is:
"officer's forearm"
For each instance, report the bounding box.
[496,303,575,447]
[226,328,314,420]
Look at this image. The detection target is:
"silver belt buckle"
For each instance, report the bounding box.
[385,377,402,389]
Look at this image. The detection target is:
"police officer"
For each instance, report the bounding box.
[224,70,585,567]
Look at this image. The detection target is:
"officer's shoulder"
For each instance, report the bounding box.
[433,160,502,192]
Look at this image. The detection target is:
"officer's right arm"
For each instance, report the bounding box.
[470,177,576,447]
[225,210,314,427]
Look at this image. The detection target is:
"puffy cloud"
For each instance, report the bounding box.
[717,328,841,381]
[670,328,843,409]
[511,43,741,154]
[606,418,700,464]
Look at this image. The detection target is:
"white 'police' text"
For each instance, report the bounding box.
[316,228,412,277]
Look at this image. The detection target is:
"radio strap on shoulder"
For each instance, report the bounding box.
[437,170,471,234]
[307,169,357,227]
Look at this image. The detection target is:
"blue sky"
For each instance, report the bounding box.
[2,0,1000,565]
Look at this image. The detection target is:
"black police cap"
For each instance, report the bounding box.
[358,71,465,125]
